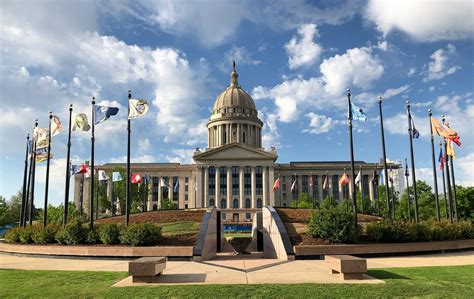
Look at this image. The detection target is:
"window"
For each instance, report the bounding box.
[220,198,227,209]
[245,198,251,208]
[185,204,188,209]
[244,166,251,195]
[233,198,239,208]
[362,175,370,200]
[245,213,251,220]
[282,176,286,183]
[153,204,157,211]
[185,185,188,192]
[232,166,239,195]
[342,184,349,200]
[257,198,262,208]
[185,194,188,201]
[220,166,227,196]
[302,175,309,193]
[332,175,339,200]
[185,177,189,183]
[243,132,246,143]
[208,167,215,195]
[210,198,215,207]
[312,175,319,199]
[256,166,262,195]
[221,213,226,220]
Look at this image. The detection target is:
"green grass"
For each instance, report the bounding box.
[224,232,252,238]
[159,221,200,235]
[1,265,473,298]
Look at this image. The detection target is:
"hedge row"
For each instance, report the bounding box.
[4,221,162,246]
[365,220,474,242]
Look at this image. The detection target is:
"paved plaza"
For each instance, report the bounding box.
[1,251,472,286]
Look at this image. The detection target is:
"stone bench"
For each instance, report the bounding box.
[129,257,167,283]
[325,255,367,280]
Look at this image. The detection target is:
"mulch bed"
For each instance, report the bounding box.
[276,208,382,223]
[160,233,197,246]
[96,209,206,224]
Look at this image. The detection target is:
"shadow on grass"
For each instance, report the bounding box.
[368,270,410,280]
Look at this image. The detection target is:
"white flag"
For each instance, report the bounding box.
[160,177,168,187]
[72,113,91,132]
[98,170,109,181]
[355,171,361,186]
[128,99,149,119]
[290,179,296,191]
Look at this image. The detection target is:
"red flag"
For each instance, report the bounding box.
[272,178,280,191]
[77,164,88,174]
[339,172,350,186]
[131,173,142,184]
[322,175,328,190]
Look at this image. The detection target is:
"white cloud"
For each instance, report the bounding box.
[456,153,474,186]
[352,85,409,109]
[423,44,461,82]
[365,0,474,41]
[285,23,322,69]
[320,46,384,96]
[408,67,416,77]
[260,111,280,149]
[219,46,261,72]
[166,149,195,164]
[303,113,334,134]
[383,85,410,99]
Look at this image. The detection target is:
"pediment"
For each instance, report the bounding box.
[193,143,277,162]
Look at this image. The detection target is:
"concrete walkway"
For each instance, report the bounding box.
[1,251,472,286]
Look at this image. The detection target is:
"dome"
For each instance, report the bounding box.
[211,63,257,115]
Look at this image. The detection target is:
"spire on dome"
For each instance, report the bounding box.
[230,61,239,87]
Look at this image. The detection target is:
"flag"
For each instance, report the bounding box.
[144,175,151,184]
[160,177,169,187]
[446,139,455,159]
[94,105,119,125]
[28,140,33,154]
[272,178,280,191]
[438,147,445,171]
[128,99,149,119]
[173,179,179,193]
[98,170,109,181]
[350,102,367,121]
[354,171,361,186]
[339,172,350,186]
[75,164,89,174]
[323,175,328,190]
[112,172,123,182]
[72,113,91,131]
[70,165,80,176]
[404,161,409,177]
[290,179,296,191]
[50,115,62,136]
[131,173,142,184]
[431,117,457,139]
[84,167,91,178]
[410,112,420,139]
[33,127,49,148]
[309,175,313,187]
[34,147,51,163]
[371,167,378,183]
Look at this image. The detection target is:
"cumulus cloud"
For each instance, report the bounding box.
[285,23,322,69]
[219,46,261,72]
[365,0,474,41]
[423,44,461,82]
[303,113,334,134]
[165,149,195,164]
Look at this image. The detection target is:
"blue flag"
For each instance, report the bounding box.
[70,164,81,176]
[112,172,123,182]
[94,105,119,125]
[173,178,179,193]
[144,175,151,184]
[411,115,420,139]
[350,102,367,121]
[28,140,33,154]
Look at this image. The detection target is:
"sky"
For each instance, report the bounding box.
[1,0,473,207]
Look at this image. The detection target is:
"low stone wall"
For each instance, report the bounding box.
[0,242,193,258]
[262,206,295,260]
[192,208,218,261]
[294,239,474,257]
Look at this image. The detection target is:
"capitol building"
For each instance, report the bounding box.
[74,66,399,222]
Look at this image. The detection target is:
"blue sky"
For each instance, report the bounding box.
[1,0,473,206]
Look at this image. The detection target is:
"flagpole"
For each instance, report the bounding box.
[405,158,411,221]
[24,132,34,227]
[144,174,148,212]
[439,141,448,219]
[279,174,282,207]
[441,115,453,222]
[377,96,391,218]
[96,179,99,220]
[445,118,459,222]
[428,109,441,222]
[126,90,131,226]
[80,173,84,217]
[29,119,39,225]
[20,134,30,226]
[406,100,419,223]
[43,112,53,226]
[111,181,115,216]
[90,96,95,230]
[347,89,358,226]
[64,104,73,225]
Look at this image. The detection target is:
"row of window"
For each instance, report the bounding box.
[208,198,263,209]
[209,166,264,196]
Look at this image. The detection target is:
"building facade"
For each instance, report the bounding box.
[74,66,400,222]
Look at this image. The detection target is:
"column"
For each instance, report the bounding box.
[147,178,153,211]
[269,167,275,206]
[237,124,241,143]
[168,176,173,201]
[297,175,302,197]
[215,166,220,207]
[204,167,208,208]
[195,169,202,208]
[262,166,268,206]
[107,177,113,213]
[318,173,323,203]
[227,167,231,208]
[157,175,162,209]
[239,166,244,208]
[251,166,256,208]
[369,172,374,202]
[227,124,230,144]
[309,174,313,198]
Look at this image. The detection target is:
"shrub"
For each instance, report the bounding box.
[55,220,87,245]
[308,198,358,243]
[120,222,162,246]
[99,223,120,245]
[18,226,34,244]
[86,228,101,244]
[4,226,21,243]
[31,225,59,244]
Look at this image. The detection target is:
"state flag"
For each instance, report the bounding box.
[409,112,420,139]
[72,113,91,131]
[112,172,123,182]
[94,105,119,125]
[350,102,367,122]
[160,177,169,187]
[354,171,361,186]
[98,170,109,181]
[339,172,350,186]
[272,178,280,191]
[128,99,149,119]
[33,127,49,148]
[131,173,142,184]
[50,115,62,137]
[322,175,328,190]
[173,179,179,193]
[438,147,445,171]
[290,179,297,192]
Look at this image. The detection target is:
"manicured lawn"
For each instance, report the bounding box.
[159,221,200,235]
[1,265,473,298]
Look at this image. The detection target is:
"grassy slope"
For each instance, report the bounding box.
[159,221,200,235]
[1,265,473,298]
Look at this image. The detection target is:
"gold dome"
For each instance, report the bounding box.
[211,63,257,116]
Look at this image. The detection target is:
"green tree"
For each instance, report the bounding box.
[160,198,177,210]
[455,186,474,220]
[397,180,437,221]
[290,192,317,208]
[37,202,80,225]
[0,191,23,226]
[107,167,149,215]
